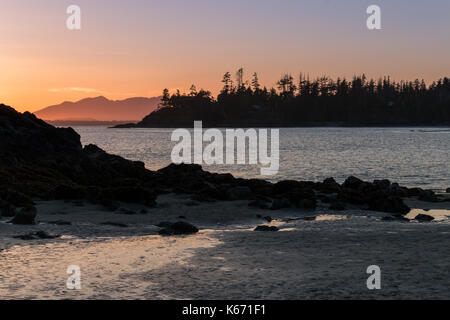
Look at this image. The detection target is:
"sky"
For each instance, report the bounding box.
[1,0,450,112]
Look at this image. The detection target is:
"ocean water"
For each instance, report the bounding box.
[74,127,450,191]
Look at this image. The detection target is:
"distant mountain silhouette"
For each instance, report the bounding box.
[34,96,162,122]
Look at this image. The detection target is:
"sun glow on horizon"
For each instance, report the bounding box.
[1,0,450,113]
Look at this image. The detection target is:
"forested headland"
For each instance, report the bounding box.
[118,69,450,128]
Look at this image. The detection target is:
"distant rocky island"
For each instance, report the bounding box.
[114,71,450,128]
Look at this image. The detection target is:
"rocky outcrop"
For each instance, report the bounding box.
[10,206,37,225]
[0,104,156,206]
[414,214,435,222]
[254,225,279,232]
[158,222,199,236]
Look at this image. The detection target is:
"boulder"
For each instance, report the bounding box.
[368,196,410,215]
[381,216,410,222]
[446,188,450,193]
[373,179,391,190]
[342,176,364,190]
[158,221,199,236]
[414,214,435,222]
[417,190,439,203]
[14,231,61,240]
[318,177,341,194]
[10,206,37,225]
[254,225,279,232]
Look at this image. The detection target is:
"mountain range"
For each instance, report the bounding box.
[34,96,162,122]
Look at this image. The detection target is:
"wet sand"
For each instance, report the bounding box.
[1,194,449,300]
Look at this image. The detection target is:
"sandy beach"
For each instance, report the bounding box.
[1,194,449,300]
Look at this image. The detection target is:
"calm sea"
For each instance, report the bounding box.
[74,127,450,191]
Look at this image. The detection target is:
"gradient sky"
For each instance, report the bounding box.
[1,0,450,112]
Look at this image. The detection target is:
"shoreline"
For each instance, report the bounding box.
[111,123,450,129]
[1,194,449,299]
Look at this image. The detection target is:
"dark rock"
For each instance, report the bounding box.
[318,177,341,194]
[342,176,364,190]
[263,216,273,222]
[329,201,346,211]
[381,216,410,222]
[337,188,366,205]
[406,187,426,197]
[414,214,435,222]
[227,186,253,200]
[417,190,439,203]
[209,173,236,184]
[140,208,149,214]
[446,188,450,193]
[373,179,391,190]
[388,183,408,197]
[244,179,274,197]
[10,206,37,225]
[178,216,187,219]
[273,180,313,194]
[254,225,279,232]
[158,221,199,236]
[368,196,410,215]
[14,231,61,240]
[197,183,225,200]
[35,231,61,239]
[284,188,317,209]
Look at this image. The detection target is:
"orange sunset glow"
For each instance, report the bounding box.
[1,0,450,113]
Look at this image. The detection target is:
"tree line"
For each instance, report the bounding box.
[138,68,450,127]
